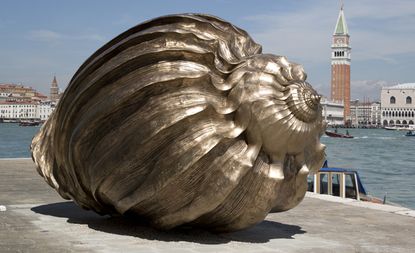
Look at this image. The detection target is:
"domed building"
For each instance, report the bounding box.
[381,83,415,126]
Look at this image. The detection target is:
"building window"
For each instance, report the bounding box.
[382,111,385,117]
[383,120,388,126]
[396,120,401,125]
[410,120,414,125]
[390,96,396,104]
[406,96,412,104]
[389,120,394,125]
[403,120,408,125]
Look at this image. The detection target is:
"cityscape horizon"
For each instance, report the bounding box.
[1,0,414,101]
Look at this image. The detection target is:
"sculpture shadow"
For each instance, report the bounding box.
[31,201,305,244]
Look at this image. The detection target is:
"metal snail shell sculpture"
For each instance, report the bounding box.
[31,14,326,232]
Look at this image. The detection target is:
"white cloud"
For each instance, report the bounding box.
[313,79,398,102]
[28,29,62,42]
[351,80,397,101]
[27,29,105,43]
[345,0,415,19]
[244,0,415,64]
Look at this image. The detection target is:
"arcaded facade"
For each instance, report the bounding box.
[381,83,415,126]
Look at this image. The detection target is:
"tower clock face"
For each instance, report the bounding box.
[336,39,343,44]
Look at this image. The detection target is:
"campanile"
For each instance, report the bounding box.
[50,75,59,102]
[331,5,351,124]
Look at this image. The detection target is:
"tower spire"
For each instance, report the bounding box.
[334,2,349,35]
[50,75,59,101]
[52,75,58,88]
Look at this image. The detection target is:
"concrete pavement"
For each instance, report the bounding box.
[1,158,415,253]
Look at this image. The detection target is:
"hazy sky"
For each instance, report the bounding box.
[1,0,414,101]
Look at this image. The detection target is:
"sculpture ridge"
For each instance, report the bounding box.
[31,13,325,232]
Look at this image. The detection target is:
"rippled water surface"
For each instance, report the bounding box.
[0,123,40,158]
[322,128,415,209]
[1,123,414,209]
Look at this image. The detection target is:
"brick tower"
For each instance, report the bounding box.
[50,75,59,101]
[331,4,351,124]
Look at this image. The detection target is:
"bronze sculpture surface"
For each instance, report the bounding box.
[31,14,325,232]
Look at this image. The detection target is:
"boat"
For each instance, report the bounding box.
[325,130,354,138]
[384,124,415,131]
[405,130,415,137]
[2,119,19,123]
[19,120,41,126]
[308,161,384,204]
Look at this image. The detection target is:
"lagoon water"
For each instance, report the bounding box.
[0,123,40,158]
[321,128,415,209]
[1,123,414,209]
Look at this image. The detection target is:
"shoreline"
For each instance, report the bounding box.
[1,158,415,253]
[1,157,414,213]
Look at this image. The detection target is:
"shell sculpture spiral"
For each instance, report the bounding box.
[31,14,326,232]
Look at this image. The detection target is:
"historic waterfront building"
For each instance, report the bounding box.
[0,100,56,121]
[0,83,47,102]
[381,83,415,126]
[321,97,344,126]
[350,100,381,127]
[331,5,351,124]
[0,81,56,122]
[38,101,56,121]
[0,101,38,120]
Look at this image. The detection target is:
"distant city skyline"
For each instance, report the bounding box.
[1,0,414,101]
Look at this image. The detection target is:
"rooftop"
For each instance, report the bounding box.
[383,83,415,90]
[0,83,33,89]
[0,100,39,105]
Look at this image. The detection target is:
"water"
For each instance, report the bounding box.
[0,124,414,209]
[0,123,40,158]
[322,128,415,209]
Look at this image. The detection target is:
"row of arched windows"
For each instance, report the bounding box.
[334,51,345,57]
[390,96,412,104]
[383,120,414,126]
[383,110,415,117]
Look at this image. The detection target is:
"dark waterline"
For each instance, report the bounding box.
[1,124,414,209]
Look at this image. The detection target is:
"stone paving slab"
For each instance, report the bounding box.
[1,159,415,253]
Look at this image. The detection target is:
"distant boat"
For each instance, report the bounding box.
[405,131,415,137]
[2,119,19,123]
[384,125,415,131]
[19,120,41,126]
[325,130,354,139]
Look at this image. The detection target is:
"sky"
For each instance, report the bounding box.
[1,0,414,101]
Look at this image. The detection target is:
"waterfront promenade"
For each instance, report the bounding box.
[1,159,415,253]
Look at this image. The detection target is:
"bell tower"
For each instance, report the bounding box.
[331,4,351,124]
[50,75,59,101]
